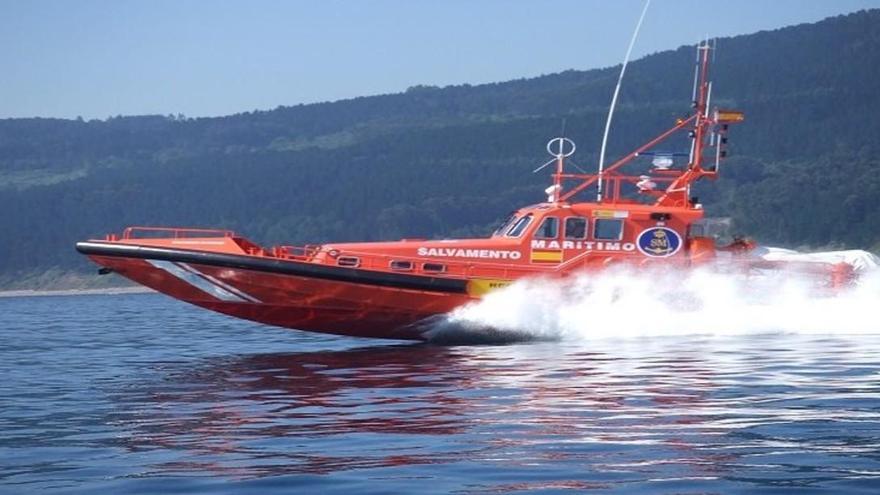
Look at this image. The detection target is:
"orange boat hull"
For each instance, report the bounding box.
[82,248,474,340]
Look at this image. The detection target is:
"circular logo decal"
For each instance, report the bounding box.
[637,227,682,257]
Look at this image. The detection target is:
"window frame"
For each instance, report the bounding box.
[593,218,625,241]
[533,216,559,240]
[493,213,519,237]
[390,260,413,271]
[563,216,588,240]
[337,256,361,267]
[505,214,533,238]
[422,262,446,273]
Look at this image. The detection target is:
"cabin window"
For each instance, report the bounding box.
[593,218,624,240]
[423,262,446,273]
[493,213,518,236]
[689,218,732,243]
[506,214,533,237]
[337,256,360,267]
[564,217,587,240]
[534,217,559,239]
[390,260,413,271]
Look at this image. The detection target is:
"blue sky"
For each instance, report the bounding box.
[1,0,878,119]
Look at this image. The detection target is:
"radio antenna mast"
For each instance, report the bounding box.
[596,0,651,202]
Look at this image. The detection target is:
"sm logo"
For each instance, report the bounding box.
[637,227,682,257]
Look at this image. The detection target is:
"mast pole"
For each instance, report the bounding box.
[554,119,566,202]
[691,41,711,173]
[655,40,717,207]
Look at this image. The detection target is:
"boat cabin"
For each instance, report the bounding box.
[290,41,738,276]
[490,201,703,263]
[313,199,710,279]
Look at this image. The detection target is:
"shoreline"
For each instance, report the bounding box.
[0,286,155,298]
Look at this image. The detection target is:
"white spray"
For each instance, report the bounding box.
[427,264,880,343]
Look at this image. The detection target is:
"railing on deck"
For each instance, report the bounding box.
[273,245,323,261]
[120,226,236,240]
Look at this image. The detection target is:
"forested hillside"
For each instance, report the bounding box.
[2,10,879,288]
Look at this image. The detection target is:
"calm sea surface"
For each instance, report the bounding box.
[2,293,880,494]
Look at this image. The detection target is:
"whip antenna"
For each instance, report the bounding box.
[596,0,651,202]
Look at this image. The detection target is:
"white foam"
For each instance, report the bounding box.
[427,261,880,343]
[754,247,879,271]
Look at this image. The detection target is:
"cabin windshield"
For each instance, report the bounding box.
[493,213,519,236]
[506,214,533,237]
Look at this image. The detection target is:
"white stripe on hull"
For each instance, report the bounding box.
[146,259,259,303]
[178,262,262,303]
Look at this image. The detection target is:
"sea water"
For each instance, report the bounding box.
[2,271,880,493]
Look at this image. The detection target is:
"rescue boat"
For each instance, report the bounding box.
[76,42,871,340]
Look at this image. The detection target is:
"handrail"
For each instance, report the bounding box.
[122,226,236,240]
[560,114,698,202]
[275,245,322,261]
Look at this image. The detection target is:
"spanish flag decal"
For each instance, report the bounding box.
[715,109,745,123]
[530,249,563,263]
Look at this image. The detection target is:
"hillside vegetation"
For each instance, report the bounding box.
[2,10,879,288]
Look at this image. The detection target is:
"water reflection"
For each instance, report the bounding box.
[99,336,880,491]
[7,296,880,492]
[110,344,481,477]
[106,341,746,483]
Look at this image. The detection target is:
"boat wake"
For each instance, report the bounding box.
[425,259,880,344]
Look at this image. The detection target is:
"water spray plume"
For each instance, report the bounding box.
[427,263,880,343]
